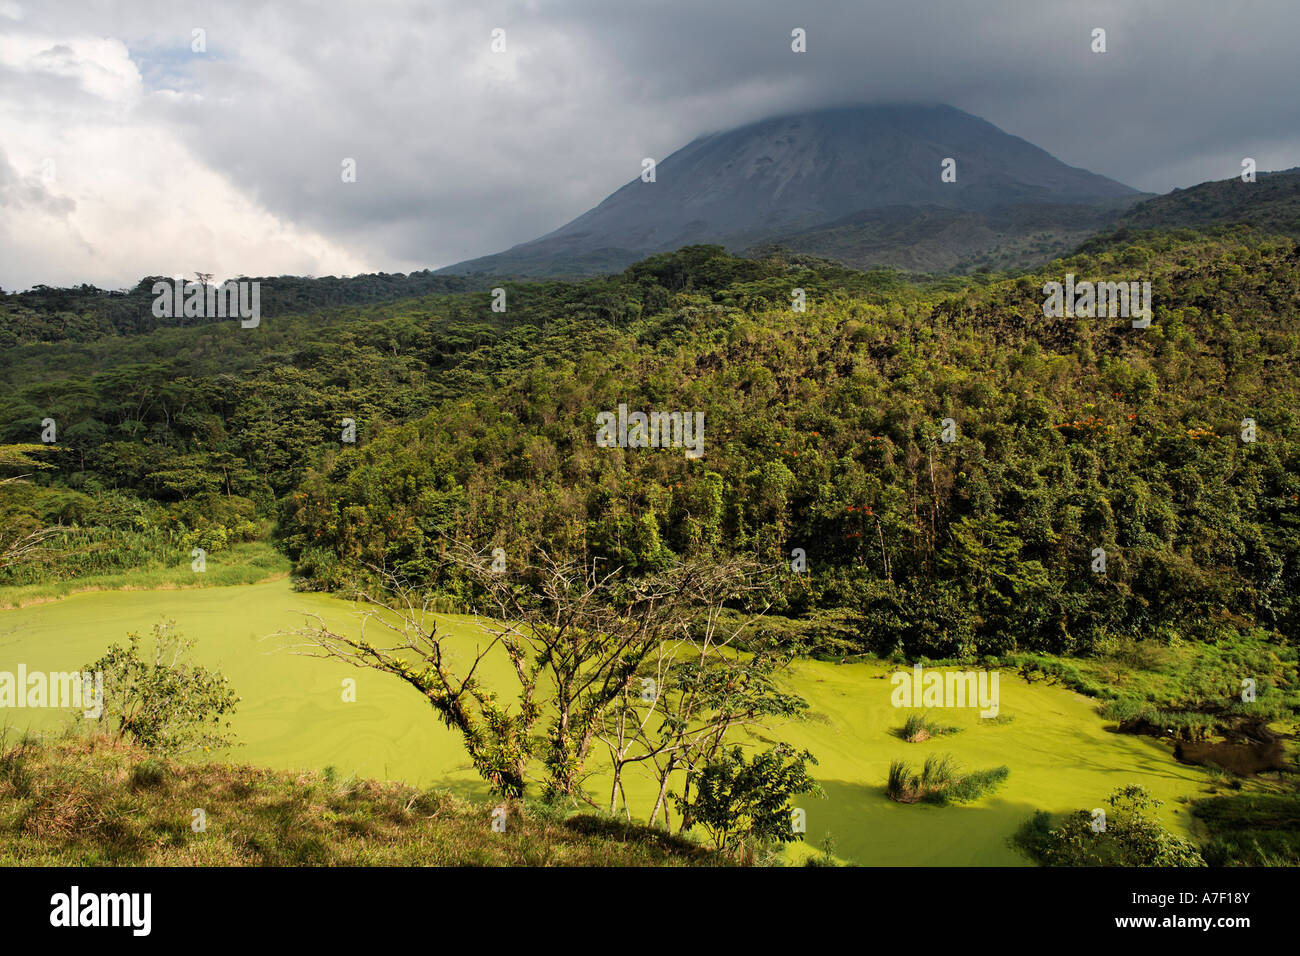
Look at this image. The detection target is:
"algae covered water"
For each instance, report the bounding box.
[0,579,1205,865]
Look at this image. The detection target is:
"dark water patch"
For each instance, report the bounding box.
[1173,719,1291,776]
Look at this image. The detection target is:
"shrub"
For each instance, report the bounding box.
[676,744,821,859]
[82,619,239,757]
[1014,785,1204,866]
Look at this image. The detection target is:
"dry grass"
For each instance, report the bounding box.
[0,732,727,867]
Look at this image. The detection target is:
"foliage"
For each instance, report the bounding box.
[3,233,1298,667]
[270,235,1298,660]
[82,619,239,756]
[674,743,820,858]
[1015,785,1205,866]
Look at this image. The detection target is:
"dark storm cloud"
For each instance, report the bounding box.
[4,0,1299,287]
[540,0,1300,190]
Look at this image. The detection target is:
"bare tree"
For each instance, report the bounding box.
[0,527,58,572]
[282,568,539,797]
[281,541,798,813]
[595,601,810,831]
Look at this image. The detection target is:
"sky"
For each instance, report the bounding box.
[1,0,1298,290]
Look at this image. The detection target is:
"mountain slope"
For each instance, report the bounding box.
[1114,166,1300,237]
[440,104,1142,276]
[755,197,1137,274]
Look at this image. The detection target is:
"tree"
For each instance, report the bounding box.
[288,542,797,808]
[596,624,811,829]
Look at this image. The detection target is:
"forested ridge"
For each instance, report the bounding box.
[0,270,494,346]
[2,230,1297,664]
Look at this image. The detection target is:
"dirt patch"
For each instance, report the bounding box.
[1173,720,1291,776]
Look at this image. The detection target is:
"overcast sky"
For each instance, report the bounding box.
[2,0,1298,290]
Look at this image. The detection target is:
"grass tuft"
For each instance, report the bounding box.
[898,712,962,742]
[886,753,1008,805]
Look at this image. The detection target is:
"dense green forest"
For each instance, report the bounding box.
[0,270,493,346]
[2,230,1297,668]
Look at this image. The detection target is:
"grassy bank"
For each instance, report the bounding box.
[0,733,723,866]
[1192,792,1300,866]
[0,541,290,609]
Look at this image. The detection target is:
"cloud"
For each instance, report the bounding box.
[0,23,372,289]
[2,0,1299,289]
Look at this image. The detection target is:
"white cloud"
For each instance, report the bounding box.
[0,27,374,290]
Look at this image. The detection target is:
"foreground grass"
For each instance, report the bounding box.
[0,734,724,866]
[0,541,290,609]
[1192,793,1300,866]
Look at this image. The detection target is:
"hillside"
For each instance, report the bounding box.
[754,197,1136,274]
[293,232,1300,659]
[1116,167,1300,238]
[0,736,722,866]
[0,271,494,346]
[440,104,1142,277]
